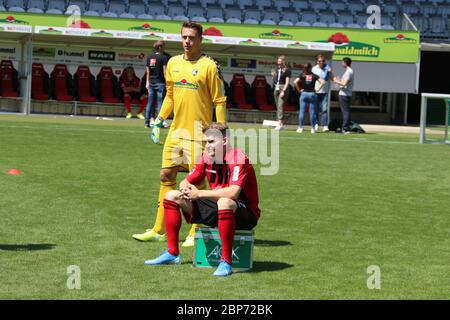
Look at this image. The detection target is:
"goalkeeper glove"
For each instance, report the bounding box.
[151,116,164,144]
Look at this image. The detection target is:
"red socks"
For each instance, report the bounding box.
[124,95,131,112]
[164,199,181,256]
[138,97,148,113]
[218,209,236,264]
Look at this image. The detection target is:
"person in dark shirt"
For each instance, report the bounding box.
[144,123,260,277]
[145,40,169,128]
[294,63,324,133]
[271,55,291,130]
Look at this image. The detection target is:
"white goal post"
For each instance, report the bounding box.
[419,93,450,144]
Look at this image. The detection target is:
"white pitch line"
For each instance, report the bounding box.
[0,124,419,145]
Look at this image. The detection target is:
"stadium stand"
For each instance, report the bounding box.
[5,0,26,12]
[85,0,106,16]
[27,0,45,13]
[0,1,448,40]
[73,65,97,103]
[50,64,73,102]
[46,0,66,14]
[31,63,50,100]
[0,60,19,97]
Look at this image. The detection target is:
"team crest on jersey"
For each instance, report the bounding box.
[192,69,198,76]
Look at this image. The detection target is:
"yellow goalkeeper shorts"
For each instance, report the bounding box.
[161,136,204,172]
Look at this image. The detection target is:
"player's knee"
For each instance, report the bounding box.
[165,190,183,203]
[217,198,237,211]
[160,168,176,182]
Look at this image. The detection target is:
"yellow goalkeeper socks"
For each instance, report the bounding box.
[152,180,177,234]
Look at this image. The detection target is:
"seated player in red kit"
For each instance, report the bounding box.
[120,66,148,119]
[144,123,261,277]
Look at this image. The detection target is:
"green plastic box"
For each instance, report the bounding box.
[193,227,254,271]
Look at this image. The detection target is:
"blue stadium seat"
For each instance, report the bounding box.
[27,0,45,13]
[402,3,419,15]
[381,0,399,17]
[429,15,446,34]
[279,20,294,26]
[310,2,327,12]
[329,2,345,13]
[420,4,437,16]
[128,0,148,18]
[6,0,26,12]
[329,22,345,28]
[46,0,66,14]
[300,10,317,25]
[319,11,336,25]
[200,0,216,9]
[280,11,299,25]
[224,5,242,24]
[237,0,253,10]
[148,2,169,19]
[168,2,188,21]
[244,8,261,24]
[261,9,280,25]
[347,0,364,14]
[337,12,354,26]
[187,5,207,22]
[273,0,290,12]
[104,0,127,18]
[207,6,225,23]
[292,0,308,12]
[411,15,428,33]
[256,0,272,11]
[85,0,106,17]
[217,0,234,9]
[295,21,311,27]
[65,1,87,15]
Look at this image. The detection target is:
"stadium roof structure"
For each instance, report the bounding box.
[1,25,335,115]
[31,26,335,61]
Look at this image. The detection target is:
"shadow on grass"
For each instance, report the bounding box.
[254,239,292,247]
[0,243,56,251]
[252,261,294,273]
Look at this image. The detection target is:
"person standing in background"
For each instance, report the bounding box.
[294,63,324,134]
[145,41,168,128]
[312,54,333,132]
[333,57,354,134]
[271,56,291,131]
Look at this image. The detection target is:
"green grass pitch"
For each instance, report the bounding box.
[0,114,449,299]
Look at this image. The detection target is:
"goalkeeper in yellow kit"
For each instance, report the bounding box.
[132,21,227,246]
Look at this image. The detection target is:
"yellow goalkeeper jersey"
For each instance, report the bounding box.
[158,53,227,141]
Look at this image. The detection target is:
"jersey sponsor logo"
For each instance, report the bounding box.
[232,166,240,182]
[174,79,199,90]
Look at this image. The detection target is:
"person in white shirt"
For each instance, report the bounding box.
[333,57,354,134]
[312,54,333,132]
[271,55,291,130]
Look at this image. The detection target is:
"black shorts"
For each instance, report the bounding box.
[127,92,144,100]
[183,199,258,230]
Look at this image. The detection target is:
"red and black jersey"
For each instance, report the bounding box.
[120,76,140,90]
[186,148,260,220]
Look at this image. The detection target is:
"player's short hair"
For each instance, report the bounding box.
[343,57,352,66]
[181,21,203,37]
[203,123,229,140]
[316,54,325,62]
[153,40,165,51]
